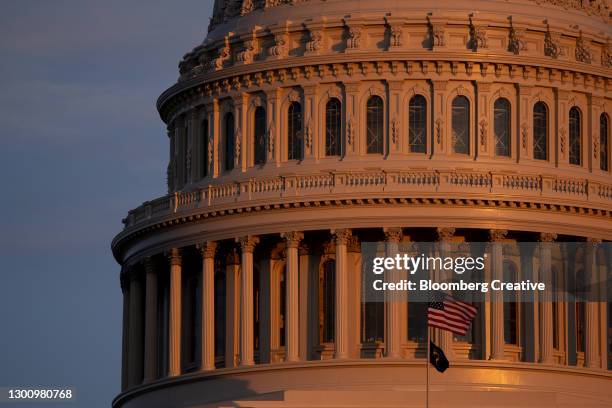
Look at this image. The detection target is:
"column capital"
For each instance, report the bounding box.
[332,229,352,245]
[383,227,403,243]
[197,241,217,259]
[144,257,156,274]
[489,229,508,242]
[166,248,182,266]
[436,227,455,242]
[539,232,557,243]
[237,235,260,253]
[281,231,304,249]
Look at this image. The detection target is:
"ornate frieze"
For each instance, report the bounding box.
[575,31,593,63]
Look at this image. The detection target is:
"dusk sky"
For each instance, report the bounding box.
[0,1,212,407]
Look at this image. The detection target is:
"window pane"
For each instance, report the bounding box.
[288,102,303,160]
[409,95,427,153]
[494,98,511,157]
[224,113,235,171]
[254,107,267,166]
[452,96,470,154]
[201,119,209,178]
[533,102,548,160]
[326,98,342,156]
[569,107,581,165]
[366,96,384,154]
[601,113,609,171]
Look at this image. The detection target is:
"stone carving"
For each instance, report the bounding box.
[236,37,256,64]
[594,137,599,160]
[435,118,443,145]
[207,137,213,172]
[347,25,363,49]
[347,116,355,146]
[575,31,592,64]
[437,227,456,241]
[186,147,192,178]
[234,127,242,167]
[602,40,612,67]
[267,121,275,158]
[560,127,567,154]
[479,119,488,148]
[521,123,528,150]
[269,32,288,58]
[544,29,564,58]
[304,121,313,150]
[240,0,253,15]
[508,26,527,55]
[305,28,323,53]
[213,37,231,70]
[475,26,488,50]
[391,118,399,145]
[432,24,446,48]
[489,229,508,242]
[390,25,403,48]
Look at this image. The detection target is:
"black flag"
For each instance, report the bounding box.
[429,341,449,373]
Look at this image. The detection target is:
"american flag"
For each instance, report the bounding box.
[428,292,477,335]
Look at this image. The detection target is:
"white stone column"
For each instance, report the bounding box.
[539,233,556,364]
[120,271,130,391]
[489,229,507,360]
[167,248,182,377]
[436,228,455,359]
[143,257,158,382]
[585,238,601,368]
[199,242,217,371]
[333,229,351,359]
[225,249,241,368]
[238,236,260,366]
[127,267,144,387]
[384,228,403,358]
[282,232,304,362]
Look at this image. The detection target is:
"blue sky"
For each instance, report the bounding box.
[0,1,212,407]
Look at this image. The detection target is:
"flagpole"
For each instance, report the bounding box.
[426,326,430,408]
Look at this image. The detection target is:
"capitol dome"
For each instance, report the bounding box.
[113,0,611,407]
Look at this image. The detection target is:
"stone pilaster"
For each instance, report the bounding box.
[167,248,182,377]
[388,81,404,155]
[265,89,281,166]
[344,82,360,157]
[585,238,601,368]
[210,98,220,178]
[233,94,248,171]
[436,227,455,359]
[282,232,304,362]
[489,229,507,360]
[539,233,557,365]
[431,81,448,156]
[384,227,403,358]
[238,236,260,366]
[302,85,319,161]
[333,229,351,359]
[199,242,217,371]
[143,257,158,382]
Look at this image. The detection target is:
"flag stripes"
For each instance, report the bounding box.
[428,292,477,335]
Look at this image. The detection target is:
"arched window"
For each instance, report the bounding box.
[452,96,470,154]
[320,260,336,343]
[533,102,548,160]
[325,98,342,156]
[366,96,384,154]
[287,102,303,160]
[569,107,581,165]
[494,98,511,157]
[601,113,609,171]
[224,112,235,171]
[408,95,427,153]
[254,107,267,166]
[201,119,209,178]
[503,262,519,345]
